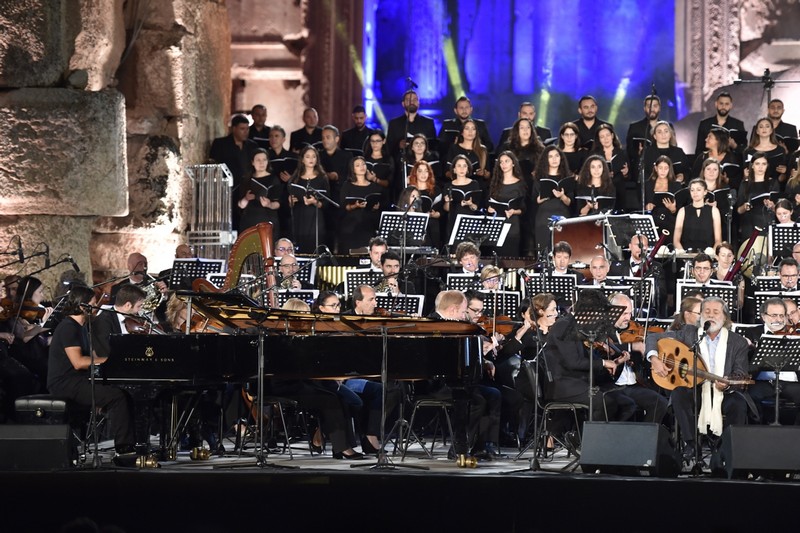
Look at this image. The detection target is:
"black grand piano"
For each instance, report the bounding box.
[104,307,485,459]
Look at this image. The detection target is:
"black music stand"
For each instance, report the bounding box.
[623,276,654,315]
[169,258,225,288]
[576,284,633,303]
[606,214,658,249]
[478,289,521,318]
[751,334,800,426]
[524,273,577,311]
[344,269,381,298]
[769,224,800,260]
[275,289,319,308]
[446,272,481,291]
[752,276,782,292]
[574,305,626,422]
[379,212,429,246]
[754,291,800,316]
[677,283,735,312]
[375,293,424,316]
[448,213,510,249]
[294,256,317,286]
[205,272,256,289]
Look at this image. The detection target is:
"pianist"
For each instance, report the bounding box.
[46,285,137,464]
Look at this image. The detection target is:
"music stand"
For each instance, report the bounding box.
[478,289,521,317]
[169,258,224,288]
[206,272,255,289]
[605,214,658,254]
[573,304,626,422]
[754,291,800,316]
[294,256,317,286]
[576,284,633,303]
[379,212,429,245]
[750,334,800,426]
[448,213,510,248]
[446,272,481,291]
[753,276,782,292]
[623,276,655,312]
[676,283,735,312]
[769,224,800,260]
[523,273,577,310]
[275,289,319,308]
[375,293,424,316]
[344,268,381,298]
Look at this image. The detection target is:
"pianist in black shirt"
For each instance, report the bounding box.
[47,285,137,461]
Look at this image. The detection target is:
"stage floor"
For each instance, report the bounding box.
[3,432,800,532]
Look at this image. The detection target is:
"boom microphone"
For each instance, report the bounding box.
[68,256,80,273]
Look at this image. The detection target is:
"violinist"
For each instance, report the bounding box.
[91,284,146,359]
[46,285,138,464]
[6,276,54,382]
[740,297,800,423]
[784,298,800,329]
[603,293,667,424]
[343,284,376,316]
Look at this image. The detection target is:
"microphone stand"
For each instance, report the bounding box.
[307,185,340,252]
[82,304,103,468]
[689,323,710,476]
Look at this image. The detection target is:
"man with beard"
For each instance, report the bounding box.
[625,95,665,178]
[571,95,611,151]
[694,92,747,156]
[767,98,798,141]
[437,95,494,158]
[339,105,374,157]
[645,296,751,463]
[386,90,437,160]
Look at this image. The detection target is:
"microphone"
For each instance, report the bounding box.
[412,198,422,211]
[405,76,419,89]
[699,320,712,339]
[322,245,338,266]
[517,268,531,283]
[44,243,50,269]
[68,256,80,273]
[651,83,657,96]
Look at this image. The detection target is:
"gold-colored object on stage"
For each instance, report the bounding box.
[136,454,160,469]
[456,454,478,468]
[190,447,212,461]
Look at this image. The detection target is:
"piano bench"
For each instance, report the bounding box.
[15,395,72,425]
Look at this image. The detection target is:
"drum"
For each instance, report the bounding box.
[552,218,604,267]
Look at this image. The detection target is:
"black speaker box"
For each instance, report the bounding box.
[579,422,679,477]
[0,424,74,471]
[717,425,800,479]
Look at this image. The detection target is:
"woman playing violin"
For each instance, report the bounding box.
[6,276,54,383]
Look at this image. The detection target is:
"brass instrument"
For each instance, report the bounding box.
[140,272,164,314]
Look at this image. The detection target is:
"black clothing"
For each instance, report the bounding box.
[775,121,799,140]
[339,181,383,253]
[209,135,259,231]
[497,125,552,149]
[743,145,787,182]
[289,175,330,254]
[268,148,299,241]
[445,179,483,246]
[386,114,437,157]
[642,145,690,181]
[47,316,135,451]
[645,179,682,237]
[571,118,611,151]
[691,150,743,190]
[340,126,374,157]
[438,117,494,157]
[91,309,122,359]
[238,174,282,234]
[695,115,747,157]
[592,147,630,211]
[533,175,574,253]
[289,126,323,153]
[679,204,715,251]
[575,183,616,215]
[248,124,271,150]
[736,178,778,239]
[489,180,526,257]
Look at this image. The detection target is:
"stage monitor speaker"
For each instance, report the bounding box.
[717,425,800,480]
[579,422,679,477]
[0,424,74,471]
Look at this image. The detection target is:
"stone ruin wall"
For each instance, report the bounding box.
[0,0,231,295]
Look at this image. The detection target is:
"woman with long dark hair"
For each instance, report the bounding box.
[487,151,526,256]
[288,146,330,253]
[532,146,573,254]
[237,148,282,234]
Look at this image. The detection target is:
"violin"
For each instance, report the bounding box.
[772,324,798,336]
[618,322,665,343]
[477,314,517,336]
[0,299,47,322]
[123,315,165,335]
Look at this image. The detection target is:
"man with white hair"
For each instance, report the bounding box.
[645,296,751,464]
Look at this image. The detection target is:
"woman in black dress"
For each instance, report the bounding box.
[445,119,491,191]
[339,156,383,253]
[364,130,396,203]
[736,151,779,240]
[673,178,721,253]
[644,155,681,237]
[532,145,573,254]
[699,158,733,241]
[408,160,443,249]
[237,148,282,234]
[288,146,330,254]
[744,117,788,185]
[444,154,482,247]
[501,118,545,256]
[487,151,526,257]
[691,128,743,190]
[575,154,616,216]
[402,133,443,188]
[558,122,586,177]
[592,123,630,211]
[642,120,690,184]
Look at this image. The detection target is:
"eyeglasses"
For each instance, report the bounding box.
[280,263,298,268]
[694,266,712,272]
[765,313,786,319]
[781,274,798,279]
[687,310,701,315]
[276,246,294,253]
[468,307,483,315]
[322,302,341,308]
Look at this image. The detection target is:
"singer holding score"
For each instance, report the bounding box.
[645,297,751,464]
[486,151,526,256]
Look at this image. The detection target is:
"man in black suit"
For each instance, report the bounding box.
[571,95,611,151]
[768,98,798,140]
[645,297,751,462]
[92,284,147,359]
[437,95,494,157]
[319,125,353,252]
[339,105,374,157]
[289,107,323,153]
[385,90,437,160]
[209,114,259,231]
[248,104,270,149]
[694,91,747,156]
[497,101,552,148]
[625,95,665,179]
[276,254,314,290]
[374,250,416,296]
